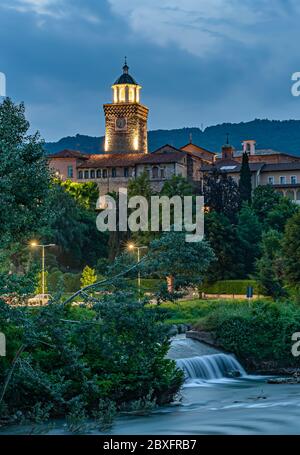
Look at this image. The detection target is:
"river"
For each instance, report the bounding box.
[3,335,300,435]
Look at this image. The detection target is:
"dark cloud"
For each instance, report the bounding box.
[1,0,300,141]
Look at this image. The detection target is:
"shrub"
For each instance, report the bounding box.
[199,280,259,296]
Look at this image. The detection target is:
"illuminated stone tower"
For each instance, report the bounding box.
[103,59,149,154]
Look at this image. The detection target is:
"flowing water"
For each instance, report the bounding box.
[3,335,300,435]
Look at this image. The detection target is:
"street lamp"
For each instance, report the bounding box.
[127,243,148,299]
[30,242,56,296]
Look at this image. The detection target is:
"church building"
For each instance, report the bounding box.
[48,61,216,194]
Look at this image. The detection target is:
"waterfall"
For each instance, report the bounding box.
[176,353,246,381]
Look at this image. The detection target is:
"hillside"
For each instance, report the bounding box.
[44,119,300,156]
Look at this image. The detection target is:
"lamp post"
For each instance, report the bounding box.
[127,243,148,300]
[30,242,55,296]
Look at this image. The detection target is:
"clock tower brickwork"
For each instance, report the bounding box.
[103,60,149,155]
[103,102,148,154]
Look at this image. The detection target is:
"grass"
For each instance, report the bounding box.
[160,298,247,325]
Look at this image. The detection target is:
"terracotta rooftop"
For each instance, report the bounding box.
[180,143,216,156]
[47,149,88,159]
[77,151,187,168]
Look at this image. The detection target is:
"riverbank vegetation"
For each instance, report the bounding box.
[163,298,300,371]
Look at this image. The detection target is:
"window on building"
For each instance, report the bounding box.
[160,167,165,179]
[124,167,129,177]
[297,190,300,201]
[102,169,108,178]
[268,176,275,185]
[78,171,83,180]
[280,176,286,185]
[96,169,101,179]
[84,170,89,179]
[247,143,251,152]
[67,165,73,178]
[112,168,117,178]
[291,175,297,184]
[152,166,159,179]
[119,87,125,102]
[129,88,135,102]
[90,170,95,179]
[286,190,295,200]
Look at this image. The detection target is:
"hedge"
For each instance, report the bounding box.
[199,280,259,295]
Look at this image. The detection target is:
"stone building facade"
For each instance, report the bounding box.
[200,140,300,204]
[48,62,216,195]
[48,63,300,203]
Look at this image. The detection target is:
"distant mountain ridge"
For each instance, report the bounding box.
[44,119,300,156]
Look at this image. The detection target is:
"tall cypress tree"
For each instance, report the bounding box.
[239,152,252,203]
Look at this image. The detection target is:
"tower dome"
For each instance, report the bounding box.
[112,58,141,103]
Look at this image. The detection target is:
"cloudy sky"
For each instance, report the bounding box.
[1,0,300,141]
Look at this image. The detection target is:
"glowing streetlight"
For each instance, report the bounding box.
[127,242,147,300]
[30,242,56,296]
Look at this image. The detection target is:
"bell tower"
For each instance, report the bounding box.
[103,59,149,154]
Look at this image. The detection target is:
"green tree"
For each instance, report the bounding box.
[204,211,243,281]
[43,183,108,269]
[239,152,252,203]
[80,266,97,288]
[237,204,262,275]
[282,211,300,288]
[252,185,281,222]
[255,229,285,298]
[204,169,240,222]
[266,197,299,232]
[161,175,193,198]
[0,98,50,249]
[128,171,153,199]
[61,180,99,210]
[145,230,215,294]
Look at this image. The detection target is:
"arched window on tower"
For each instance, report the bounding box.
[129,87,135,102]
[119,87,125,102]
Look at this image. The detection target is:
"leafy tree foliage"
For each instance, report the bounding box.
[145,231,215,293]
[203,169,240,222]
[0,98,50,249]
[204,211,243,281]
[239,152,252,203]
[282,211,300,288]
[255,230,286,298]
[252,185,281,222]
[81,266,97,288]
[237,204,262,275]
[266,197,299,232]
[161,175,194,198]
[61,180,99,210]
[42,183,108,269]
[0,291,183,423]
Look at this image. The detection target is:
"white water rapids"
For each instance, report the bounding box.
[3,335,300,435]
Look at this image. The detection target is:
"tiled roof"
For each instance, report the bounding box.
[47,149,88,159]
[263,162,300,172]
[201,160,264,173]
[77,151,186,168]
[201,160,300,174]
[234,149,282,156]
[180,143,216,156]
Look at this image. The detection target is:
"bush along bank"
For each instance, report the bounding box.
[192,299,300,374]
[0,293,183,431]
